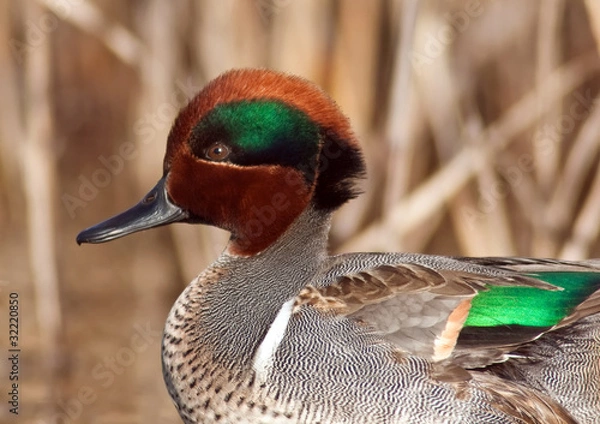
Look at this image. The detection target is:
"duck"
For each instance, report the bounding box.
[77,69,600,424]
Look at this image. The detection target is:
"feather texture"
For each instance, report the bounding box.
[297,254,600,370]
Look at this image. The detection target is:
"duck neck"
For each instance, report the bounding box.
[193,205,332,368]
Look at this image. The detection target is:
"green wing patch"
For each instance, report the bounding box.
[465,272,600,328]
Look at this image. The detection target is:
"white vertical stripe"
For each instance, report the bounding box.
[252,299,294,382]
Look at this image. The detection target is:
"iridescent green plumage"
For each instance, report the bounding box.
[191,100,320,169]
[466,272,600,328]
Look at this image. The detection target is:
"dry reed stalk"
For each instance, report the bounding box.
[375,0,437,253]
[412,4,475,253]
[327,1,383,241]
[269,0,327,78]
[414,3,515,256]
[495,150,546,236]
[584,0,600,55]
[382,0,420,212]
[195,0,265,79]
[37,0,145,70]
[341,52,600,252]
[463,115,517,256]
[560,165,600,259]
[0,0,22,206]
[341,145,483,252]
[22,0,61,414]
[531,0,565,257]
[533,0,564,193]
[329,1,380,136]
[546,97,600,243]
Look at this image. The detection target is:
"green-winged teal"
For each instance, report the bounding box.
[78,69,600,423]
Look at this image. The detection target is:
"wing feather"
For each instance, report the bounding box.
[297,253,600,368]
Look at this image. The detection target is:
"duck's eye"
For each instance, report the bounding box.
[205,142,230,161]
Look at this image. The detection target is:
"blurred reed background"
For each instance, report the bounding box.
[2,0,600,423]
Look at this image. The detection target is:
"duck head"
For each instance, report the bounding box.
[77,69,365,255]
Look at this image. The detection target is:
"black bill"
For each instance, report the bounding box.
[76,177,187,244]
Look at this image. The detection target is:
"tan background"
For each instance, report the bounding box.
[2,1,600,423]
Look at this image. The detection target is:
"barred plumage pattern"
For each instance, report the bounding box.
[161,208,586,424]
